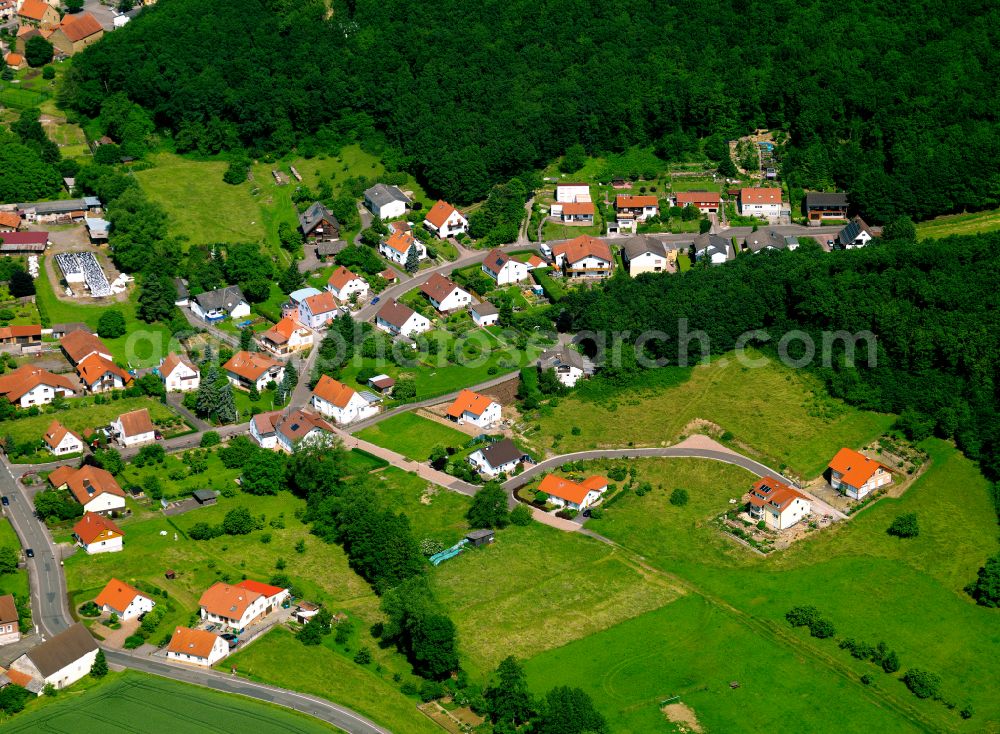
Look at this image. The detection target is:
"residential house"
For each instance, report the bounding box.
[420,273,472,313]
[281,287,322,321]
[259,317,312,356]
[673,191,720,214]
[250,408,339,453]
[692,233,733,265]
[311,374,380,425]
[190,286,250,323]
[746,477,811,530]
[364,183,410,220]
[73,512,124,554]
[1,52,24,70]
[94,578,154,619]
[551,235,613,279]
[222,351,284,392]
[0,594,19,646]
[836,216,874,249]
[198,582,270,631]
[43,420,83,456]
[537,348,586,387]
[298,201,340,243]
[9,623,98,692]
[326,266,369,303]
[470,302,499,327]
[615,195,659,222]
[742,229,799,254]
[237,580,290,611]
[550,200,595,224]
[0,365,76,408]
[111,408,156,447]
[467,438,527,478]
[50,465,126,515]
[17,0,59,28]
[738,187,783,219]
[555,183,591,204]
[827,447,892,500]
[525,254,546,269]
[50,322,89,339]
[620,235,670,275]
[375,300,431,337]
[298,290,340,329]
[378,229,426,265]
[380,268,399,284]
[166,627,229,667]
[159,353,200,392]
[804,192,849,224]
[60,329,112,365]
[538,474,609,511]
[482,249,529,285]
[0,211,21,232]
[50,12,104,56]
[423,200,468,239]
[76,354,131,393]
[446,389,501,428]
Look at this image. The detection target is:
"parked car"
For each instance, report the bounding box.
[1,496,8,506]
[25,548,34,558]
[205,623,218,632]
[371,296,380,304]
[154,431,163,440]
[221,633,239,649]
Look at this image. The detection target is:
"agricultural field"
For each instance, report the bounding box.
[4,396,184,447]
[3,671,338,733]
[915,206,1000,240]
[520,352,894,479]
[356,413,470,462]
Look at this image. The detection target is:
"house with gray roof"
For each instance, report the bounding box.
[836,216,874,249]
[742,229,799,254]
[16,198,101,223]
[692,233,733,265]
[804,192,849,224]
[375,300,431,338]
[538,347,588,387]
[9,622,98,692]
[364,183,411,220]
[298,202,340,243]
[620,235,670,275]
[190,285,250,323]
[468,438,529,478]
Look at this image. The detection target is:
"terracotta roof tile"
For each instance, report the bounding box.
[539,474,607,505]
[424,200,458,229]
[160,353,197,379]
[64,465,125,506]
[0,212,20,229]
[57,11,103,43]
[827,448,889,489]
[312,375,357,408]
[616,195,658,208]
[420,273,464,303]
[237,579,286,599]
[167,627,220,659]
[223,351,282,382]
[198,582,262,619]
[383,230,415,254]
[674,191,720,205]
[303,290,339,315]
[43,420,81,450]
[446,389,496,419]
[73,512,123,545]
[61,330,111,364]
[94,578,143,613]
[551,235,612,265]
[0,365,76,403]
[77,353,131,387]
[740,187,782,205]
[327,266,363,293]
[116,408,154,438]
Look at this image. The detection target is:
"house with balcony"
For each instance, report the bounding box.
[259,317,313,356]
[159,353,200,392]
[423,200,468,239]
[0,365,76,407]
[827,447,892,500]
[738,187,783,220]
[222,351,284,392]
[804,192,849,224]
[298,201,340,244]
[378,229,426,265]
[746,477,811,530]
[190,286,250,323]
[551,235,613,279]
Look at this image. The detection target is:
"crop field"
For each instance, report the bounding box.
[356,413,470,461]
[3,671,337,733]
[915,206,1000,240]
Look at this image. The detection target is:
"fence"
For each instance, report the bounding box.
[0,85,50,109]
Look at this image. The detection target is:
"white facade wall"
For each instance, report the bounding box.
[556,185,590,203]
[167,636,229,667]
[16,383,71,407]
[467,451,518,478]
[456,401,501,428]
[104,594,155,620]
[546,488,605,511]
[311,393,378,425]
[82,493,126,515]
[484,260,529,285]
[739,201,782,218]
[200,594,268,631]
[51,433,83,456]
[472,310,498,327]
[626,252,667,276]
[431,287,472,313]
[328,278,369,302]
[164,364,199,392]
[0,622,19,646]
[81,534,123,554]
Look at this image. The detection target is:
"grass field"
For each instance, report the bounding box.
[542,221,604,240]
[356,413,469,461]
[916,207,1000,240]
[3,670,338,733]
[669,176,723,193]
[522,352,894,478]
[0,518,29,602]
[4,396,182,446]
[431,523,680,676]
[371,466,471,546]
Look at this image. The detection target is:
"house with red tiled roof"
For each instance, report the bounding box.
[0,593,19,646]
[53,465,125,515]
[310,374,380,425]
[159,353,200,392]
[550,200,595,224]
[198,582,269,631]
[49,12,104,57]
[166,627,229,667]
[420,273,471,313]
[379,268,399,284]
[259,317,312,356]
[43,420,83,457]
[94,578,154,619]
[17,0,59,28]
[325,266,369,303]
[738,187,783,219]
[237,579,290,610]
[481,249,529,285]
[2,52,25,71]
[672,191,720,214]
[615,194,659,221]
[72,512,124,554]
[250,407,338,452]
[76,353,131,393]
[538,474,609,511]
[445,389,501,428]
[0,211,21,232]
[551,235,614,279]
[0,365,76,408]
[378,229,426,266]
[60,329,112,365]
[110,408,156,448]
[423,200,468,239]
[375,300,430,337]
[746,477,811,530]
[827,448,892,500]
[298,290,340,329]
[222,351,284,392]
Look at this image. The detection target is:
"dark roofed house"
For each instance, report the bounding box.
[538,347,588,387]
[173,278,189,306]
[836,216,875,249]
[742,229,799,254]
[10,622,98,692]
[299,202,340,243]
[364,184,411,219]
[316,241,346,261]
[50,322,90,339]
[467,437,528,478]
[192,489,217,505]
[692,233,733,265]
[190,286,250,323]
[804,192,849,223]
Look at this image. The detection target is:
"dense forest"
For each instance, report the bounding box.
[61,0,1000,218]
[558,236,1000,491]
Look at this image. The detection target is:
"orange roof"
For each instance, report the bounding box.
[383,229,415,254]
[424,200,459,229]
[47,465,75,489]
[198,582,262,619]
[312,374,357,408]
[538,474,608,505]
[379,268,398,281]
[327,266,363,293]
[73,512,123,545]
[61,330,110,364]
[303,290,339,315]
[4,668,34,689]
[616,195,658,208]
[1,54,21,69]
[160,353,197,378]
[0,365,76,403]
[18,0,51,21]
[77,353,131,387]
[748,476,810,512]
[237,579,286,598]
[262,317,304,345]
[65,465,125,506]
[551,235,612,265]
[526,255,545,268]
[0,324,40,340]
[116,408,154,438]
[43,420,81,450]
[674,191,721,205]
[0,212,20,228]
[223,351,281,381]
[560,201,595,215]
[168,627,221,659]
[420,273,463,304]
[94,578,143,613]
[740,187,782,205]
[827,448,888,489]
[57,11,103,43]
[446,389,496,419]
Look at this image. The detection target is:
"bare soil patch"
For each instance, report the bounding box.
[662,701,704,733]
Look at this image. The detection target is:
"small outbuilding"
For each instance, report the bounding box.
[465,529,495,547]
[192,489,217,506]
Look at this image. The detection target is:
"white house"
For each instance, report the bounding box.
[615,195,659,221]
[251,408,339,453]
[827,447,892,500]
[50,465,127,515]
[470,302,499,327]
[747,477,812,530]
[421,273,472,313]
[836,217,874,249]
[538,474,608,511]
[326,266,369,303]
[95,578,155,620]
[620,235,670,276]
[43,420,84,457]
[482,249,529,285]
[199,581,277,631]
[236,580,291,611]
[160,353,200,392]
[556,183,591,204]
[111,408,156,448]
[166,627,230,667]
[446,389,501,427]
[364,183,410,220]
[311,375,380,424]
[551,235,614,279]
[0,365,77,408]
[467,438,526,478]
[190,286,251,323]
[282,287,322,322]
[298,290,341,329]
[73,512,124,554]
[379,229,427,265]
[692,233,733,265]
[222,351,285,392]
[738,188,783,219]
[550,200,595,224]
[76,354,132,394]
[0,594,20,647]
[537,348,586,387]
[259,317,313,356]
[375,301,431,337]
[10,623,98,692]
[423,200,468,239]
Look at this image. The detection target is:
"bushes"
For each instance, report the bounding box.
[965,552,1000,607]
[123,634,145,649]
[785,605,836,638]
[887,512,919,538]
[509,504,533,526]
[79,601,100,617]
[669,488,689,506]
[902,668,941,699]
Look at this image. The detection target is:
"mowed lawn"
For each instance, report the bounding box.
[0,518,29,601]
[5,396,182,446]
[3,670,338,733]
[916,206,1000,240]
[525,352,894,478]
[356,413,470,461]
[431,523,680,676]
[522,595,922,734]
[371,466,471,546]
